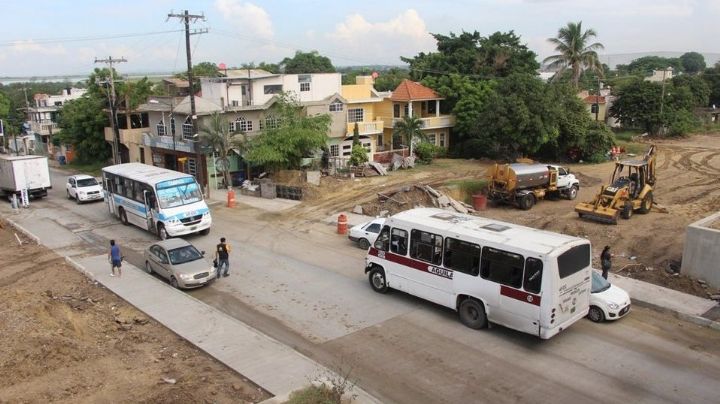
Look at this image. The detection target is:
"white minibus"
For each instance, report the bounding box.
[365,208,591,339]
[102,163,212,239]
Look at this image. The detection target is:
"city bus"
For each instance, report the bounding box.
[102,163,212,240]
[364,208,591,339]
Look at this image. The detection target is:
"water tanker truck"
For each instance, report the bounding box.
[487,163,579,210]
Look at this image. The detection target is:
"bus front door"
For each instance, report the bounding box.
[143,191,156,234]
[104,177,115,215]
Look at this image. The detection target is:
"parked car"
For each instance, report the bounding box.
[348,218,385,249]
[66,174,104,203]
[143,239,216,289]
[588,270,631,322]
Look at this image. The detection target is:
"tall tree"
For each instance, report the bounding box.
[544,21,604,87]
[703,62,720,107]
[393,115,425,156]
[680,52,706,74]
[279,51,335,74]
[56,96,111,163]
[199,113,233,189]
[625,56,682,76]
[175,61,221,93]
[244,94,331,170]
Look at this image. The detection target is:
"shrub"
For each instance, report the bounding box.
[348,144,368,166]
[582,122,615,161]
[668,109,697,136]
[286,384,339,404]
[414,141,436,164]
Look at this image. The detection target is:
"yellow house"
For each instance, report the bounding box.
[335,76,388,159]
[375,79,455,161]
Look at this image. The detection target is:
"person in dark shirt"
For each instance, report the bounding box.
[214,237,232,278]
[601,245,612,280]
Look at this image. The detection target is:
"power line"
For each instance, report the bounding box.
[0,30,184,47]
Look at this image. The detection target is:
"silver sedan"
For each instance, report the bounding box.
[143,238,216,289]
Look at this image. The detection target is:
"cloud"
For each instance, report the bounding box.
[520,0,697,17]
[214,0,273,39]
[324,9,436,65]
[10,41,67,56]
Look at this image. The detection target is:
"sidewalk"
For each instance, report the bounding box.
[207,187,301,212]
[5,216,379,403]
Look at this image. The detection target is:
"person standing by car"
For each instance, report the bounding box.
[601,245,612,280]
[108,239,122,277]
[215,237,231,278]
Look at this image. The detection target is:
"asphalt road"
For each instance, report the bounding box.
[13,169,720,404]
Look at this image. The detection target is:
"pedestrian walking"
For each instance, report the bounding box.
[215,237,231,278]
[108,239,122,277]
[601,245,612,280]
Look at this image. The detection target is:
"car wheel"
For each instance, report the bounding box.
[368,266,388,294]
[587,306,605,323]
[170,276,179,289]
[458,298,488,329]
[75,195,81,204]
[144,261,153,274]
[158,224,169,240]
[568,185,579,200]
[119,208,129,225]
[358,238,370,250]
[620,201,633,220]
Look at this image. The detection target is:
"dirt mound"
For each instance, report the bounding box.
[361,187,435,216]
[273,170,306,187]
[0,219,270,403]
[574,171,604,187]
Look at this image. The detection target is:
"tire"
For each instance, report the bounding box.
[144,261,153,274]
[358,238,370,250]
[199,228,210,236]
[518,194,535,210]
[567,185,579,200]
[170,276,179,289]
[368,266,389,294]
[638,191,653,214]
[620,201,633,220]
[587,306,605,323]
[458,298,488,329]
[158,224,169,240]
[119,208,129,225]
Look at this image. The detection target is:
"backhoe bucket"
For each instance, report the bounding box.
[575,202,619,224]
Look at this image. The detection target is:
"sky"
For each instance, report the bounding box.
[1,0,719,77]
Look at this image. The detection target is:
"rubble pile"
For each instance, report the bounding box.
[359,184,477,217]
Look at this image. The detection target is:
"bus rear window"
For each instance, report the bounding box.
[557,244,590,279]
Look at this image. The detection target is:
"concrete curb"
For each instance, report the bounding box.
[4,217,41,244]
[630,298,720,331]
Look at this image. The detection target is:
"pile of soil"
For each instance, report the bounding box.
[617,260,719,299]
[573,171,604,187]
[0,220,270,403]
[361,187,435,216]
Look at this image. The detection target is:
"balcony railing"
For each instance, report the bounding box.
[346,121,384,136]
[377,115,456,129]
[141,133,196,153]
[30,121,59,135]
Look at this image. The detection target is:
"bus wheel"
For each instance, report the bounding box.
[587,306,605,323]
[119,208,129,225]
[158,224,169,240]
[369,267,388,294]
[459,298,488,329]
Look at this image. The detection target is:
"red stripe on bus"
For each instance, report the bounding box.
[501,285,541,306]
[368,248,452,278]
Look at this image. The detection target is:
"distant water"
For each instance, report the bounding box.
[1,73,174,86]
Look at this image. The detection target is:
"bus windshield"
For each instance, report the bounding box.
[156,179,203,209]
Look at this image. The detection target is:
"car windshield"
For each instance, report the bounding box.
[168,245,203,265]
[156,180,203,209]
[591,271,611,293]
[77,178,99,187]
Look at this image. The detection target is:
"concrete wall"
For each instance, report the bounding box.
[682,212,720,288]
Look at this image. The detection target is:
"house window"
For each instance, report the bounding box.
[139,147,145,164]
[347,108,364,123]
[376,134,383,147]
[330,144,339,157]
[393,104,400,118]
[156,122,167,137]
[264,85,283,94]
[404,104,409,117]
[262,116,281,130]
[427,101,437,115]
[428,133,437,145]
[232,117,253,132]
[182,117,194,140]
[232,100,239,107]
[329,101,343,112]
[300,82,311,92]
[439,133,446,148]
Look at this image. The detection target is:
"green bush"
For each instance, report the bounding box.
[414,141,436,164]
[348,144,369,166]
[582,122,615,161]
[286,384,339,404]
[668,109,697,136]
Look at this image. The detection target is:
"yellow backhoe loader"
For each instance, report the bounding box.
[575,145,656,224]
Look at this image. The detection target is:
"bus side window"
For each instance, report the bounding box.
[523,258,543,294]
[390,228,408,256]
[444,237,481,276]
[374,226,391,251]
[410,229,442,265]
[480,247,524,289]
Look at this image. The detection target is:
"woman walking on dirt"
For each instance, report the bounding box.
[601,245,612,280]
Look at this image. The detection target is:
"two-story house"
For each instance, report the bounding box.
[27,87,86,155]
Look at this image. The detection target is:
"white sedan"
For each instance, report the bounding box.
[66,175,104,203]
[588,270,631,322]
[348,218,385,250]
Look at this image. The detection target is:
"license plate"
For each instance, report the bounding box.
[191,226,197,231]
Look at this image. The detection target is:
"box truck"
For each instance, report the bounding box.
[0,155,52,199]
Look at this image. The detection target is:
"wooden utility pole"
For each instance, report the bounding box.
[167,10,208,194]
[94,56,127,164]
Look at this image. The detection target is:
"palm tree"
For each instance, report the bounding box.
[544,21,604,87]
[199,113,233,189]
[393,115,425,157]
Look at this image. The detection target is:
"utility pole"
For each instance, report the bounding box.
[595,76,601,122]
[94,56,127,164]
[167,10,208,195]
